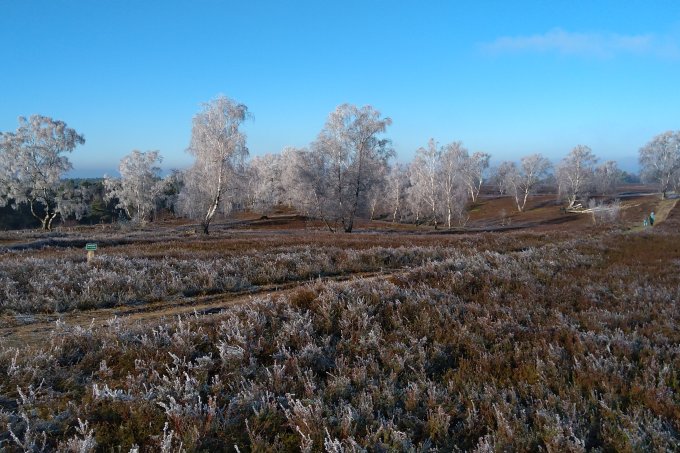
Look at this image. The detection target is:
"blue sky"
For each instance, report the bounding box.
[1,1,679,176]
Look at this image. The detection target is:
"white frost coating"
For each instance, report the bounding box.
[178,95,249,234]
[0,115,85,230]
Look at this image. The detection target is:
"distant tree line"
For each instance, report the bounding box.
[1,99,678,232]
[0,178,124,230]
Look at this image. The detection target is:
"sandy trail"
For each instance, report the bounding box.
[652,198,678,224]
[0,270,391,348]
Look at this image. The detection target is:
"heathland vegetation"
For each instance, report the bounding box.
[1,98,679,451]
[0,208,678,450]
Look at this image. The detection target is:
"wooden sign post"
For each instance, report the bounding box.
[85,243,97,263]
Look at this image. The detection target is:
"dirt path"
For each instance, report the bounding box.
[0,270,392,348]
[652,198,678,224]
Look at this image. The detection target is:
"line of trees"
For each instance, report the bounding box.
[1,97,679,232]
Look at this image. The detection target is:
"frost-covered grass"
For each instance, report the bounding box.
[0,223,679,451]
[0,243,462,313]
[0,227,566,314]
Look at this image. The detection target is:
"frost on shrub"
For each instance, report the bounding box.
[0,230,679,450]
[0,244,457,314]
[588,198,622,225]
[59,418,97,453]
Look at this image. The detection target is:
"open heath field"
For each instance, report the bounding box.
[0,194,678,451]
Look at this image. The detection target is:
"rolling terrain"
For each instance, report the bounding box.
[0,191,678,451]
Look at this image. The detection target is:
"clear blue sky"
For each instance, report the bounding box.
[2,0,679,176]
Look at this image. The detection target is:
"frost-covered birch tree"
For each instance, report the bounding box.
[282,146,338,231]
[178,96,249,234]
[405,164,427,224]
[595,160,621,196]
[506,153,551,212]
[279,147,310,210]
[463,151,490,202]
[411,139,441,228]
[247,153,285,211]
[489,162,517,196]
[309,104,393,233]
[385,163,409,223]
[639,131,680,199]
[104,150,163,222]
[439,141,469,228]
[365,163,389,221]
[0,115,85,230]
[556,145,597,209]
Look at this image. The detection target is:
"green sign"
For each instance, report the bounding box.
[85,243,97,251]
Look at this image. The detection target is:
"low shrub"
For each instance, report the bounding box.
[1,225,678,450]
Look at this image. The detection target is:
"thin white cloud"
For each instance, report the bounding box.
[481,28,678,59]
